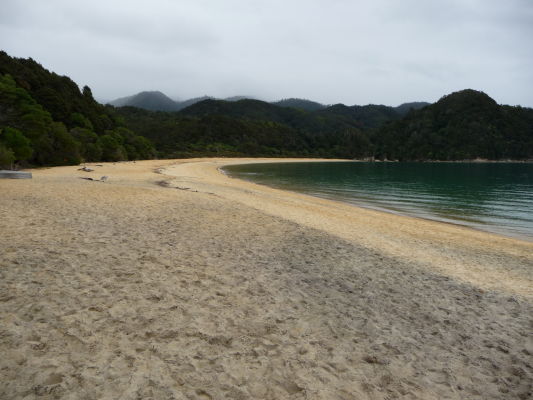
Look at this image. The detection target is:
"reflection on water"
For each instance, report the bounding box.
[224,162,533,240]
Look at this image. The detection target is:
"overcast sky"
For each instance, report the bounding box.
[1,0,532,106]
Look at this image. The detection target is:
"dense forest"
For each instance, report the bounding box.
[373,90,533,160]
[115,96,421,158]
[1,51,532,168]
[116,106,371,159]
[118,92,533,161]
[0,51,155,168]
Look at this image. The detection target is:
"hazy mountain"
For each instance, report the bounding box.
[176,96,213,110]
[394,101,430,115]
[109,92,260,111]
[271,98,326,111]
[109,91,428,121]
[224,96,255,102]
[114,88,533,161]
[109,91,179,111]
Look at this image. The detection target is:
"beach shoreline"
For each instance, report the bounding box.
[219,160,533,243]
[1,158,532,399]
[164,158,533,297]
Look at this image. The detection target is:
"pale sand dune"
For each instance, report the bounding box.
[1,159,532,399]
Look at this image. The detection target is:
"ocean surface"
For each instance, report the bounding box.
[223,161,533,241]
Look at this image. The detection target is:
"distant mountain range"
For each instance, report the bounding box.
[2,49,531,168]
[107,91,430,116]
[116,89,533,160]
[108,91,259,112]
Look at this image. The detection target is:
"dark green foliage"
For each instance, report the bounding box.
[118,90,532,161]
[0,127,33,161]
[69,112,94,130]
[113,127,157,160]
[99,133,127,162]
[28,122,81,166]
[394,102,430,115]
[0,73,54,140]
[0,142,15,168]
[272,98,326,111]
[116,105,373,159]
[373,90,533,161]
[70,128,102,161]
[178,99,381,135]
[319,104,402,130]
[3,52,530,164]
[0,51,156,166]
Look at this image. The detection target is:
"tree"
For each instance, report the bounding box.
[0,143,15,169]
[82,85,94,100]
[0,127,33,162]
[69,112,94,130]
[70,127,102,161]
[32,122,81,165]
[99,134,127,161]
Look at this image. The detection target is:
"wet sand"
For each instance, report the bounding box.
[1,158,532,399]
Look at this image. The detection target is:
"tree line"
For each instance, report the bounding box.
[1,50,532,168]
[0,52,155,168]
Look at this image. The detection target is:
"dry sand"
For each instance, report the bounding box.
[1,158,532,400]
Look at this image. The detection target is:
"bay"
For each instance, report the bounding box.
[223,162,533,241]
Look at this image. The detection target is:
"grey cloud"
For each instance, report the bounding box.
[1,0,531,106]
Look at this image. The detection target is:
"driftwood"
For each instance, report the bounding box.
[0,170,32,179]
[78,166,94,172]
[79,176,108,182]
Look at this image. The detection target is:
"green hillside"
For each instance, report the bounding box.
[0,51,155,167]
[116,106,371,159]
[272,98,326,111]
[1,51,531,166]
[373,90,533,160]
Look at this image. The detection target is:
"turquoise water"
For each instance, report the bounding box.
[224,162,533,241]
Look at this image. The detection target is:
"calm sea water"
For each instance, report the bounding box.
[224,162,533,241]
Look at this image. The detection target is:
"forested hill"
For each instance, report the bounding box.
[0,51,155,167]
[373,90,533,160]
[178,98,410,131]
[110,91,180,111]
[116,97,383,158]
[118,90,533,161]
[116,106,372,159]
[272,98,326,111]
[1,51,532,166]
[108,92,256,112]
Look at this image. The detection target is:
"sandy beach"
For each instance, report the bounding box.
[1,158,532,399]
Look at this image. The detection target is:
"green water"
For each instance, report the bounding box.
[224,162,533,241]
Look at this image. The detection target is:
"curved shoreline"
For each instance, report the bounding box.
[2,157,532,399]
[162,158,533,298]
[219,160,533,243]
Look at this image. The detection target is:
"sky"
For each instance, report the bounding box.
[1,0,532,106]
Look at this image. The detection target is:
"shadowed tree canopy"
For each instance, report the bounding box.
[372,90,533,161]
[0,51,156,167]
[1,51,532,166]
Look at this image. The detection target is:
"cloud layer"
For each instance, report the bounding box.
[1,0,532,106]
